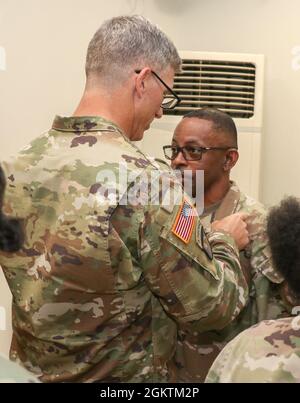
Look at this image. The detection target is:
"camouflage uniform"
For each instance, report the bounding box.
[0,116,248,382]
[0,354,38,383]
[206,316,300,383]
[175,182,292,382]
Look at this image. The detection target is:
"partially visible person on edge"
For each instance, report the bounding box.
[206,197,300,383]
[164,108,295,382]
[0,16,250,382]
[0,165,37,383]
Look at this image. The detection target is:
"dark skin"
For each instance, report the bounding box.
[171,117,239,208]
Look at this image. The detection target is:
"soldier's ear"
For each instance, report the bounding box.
[223,149,239,172]
[135,68,152,98]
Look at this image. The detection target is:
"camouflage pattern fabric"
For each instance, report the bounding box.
[0,354,38,383]
[174,182,293,382]
[0,116,248,382]
[206,316,300,383]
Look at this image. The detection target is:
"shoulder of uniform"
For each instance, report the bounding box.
[154,158,169,166]
[237,189,266,216]
[153,158,172,172]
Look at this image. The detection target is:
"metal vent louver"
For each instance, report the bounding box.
[165,59,256,119]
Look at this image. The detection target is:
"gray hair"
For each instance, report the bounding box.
[85,15,181,85]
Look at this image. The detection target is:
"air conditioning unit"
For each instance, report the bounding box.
[139,51,265,200]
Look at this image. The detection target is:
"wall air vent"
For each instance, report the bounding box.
[165,59,256,119]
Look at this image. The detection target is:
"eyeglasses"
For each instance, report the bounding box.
[135,69,181,110]
[163,145,237,161]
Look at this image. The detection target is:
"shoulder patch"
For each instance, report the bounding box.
[172,199,195,244]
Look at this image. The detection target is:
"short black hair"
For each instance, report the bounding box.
[183,108,238,148]
[267,197,300,297]
[0,165,24,252]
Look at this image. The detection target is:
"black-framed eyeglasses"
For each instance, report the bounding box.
[135,69,181,110]
[163,145,238,161]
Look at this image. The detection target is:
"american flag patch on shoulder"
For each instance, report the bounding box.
[172,199,196,244]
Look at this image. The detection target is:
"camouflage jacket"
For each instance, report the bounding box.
[0,116,248,383]
[0,354,38,383]
[175,182,291,382]
[206,316,300,383]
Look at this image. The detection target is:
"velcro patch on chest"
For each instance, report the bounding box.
[172,199,196,244]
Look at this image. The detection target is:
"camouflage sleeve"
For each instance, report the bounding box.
[246,205,272,275]
[140,202,248,332]
[204,323,252,383]
[205,317,300,383]
[113,174,248,333]
[245,203,292,318]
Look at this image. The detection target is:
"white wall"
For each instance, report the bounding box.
[1,0,300,204]
[1,0,300,354]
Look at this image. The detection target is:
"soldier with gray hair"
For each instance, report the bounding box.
[1,15,249,382]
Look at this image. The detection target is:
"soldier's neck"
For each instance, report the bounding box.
[204,176,231,209]
[73,90,133,139]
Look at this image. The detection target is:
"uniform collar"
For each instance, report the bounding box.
[213,181,240,221]
[51,115,124,134]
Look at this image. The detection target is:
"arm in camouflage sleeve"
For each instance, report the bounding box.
[113,171,248,331]
[138,198,248,333]
[247,204,271,275]
[245,203,290,318]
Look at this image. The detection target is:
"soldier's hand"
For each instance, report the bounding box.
[211,213,250,251]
